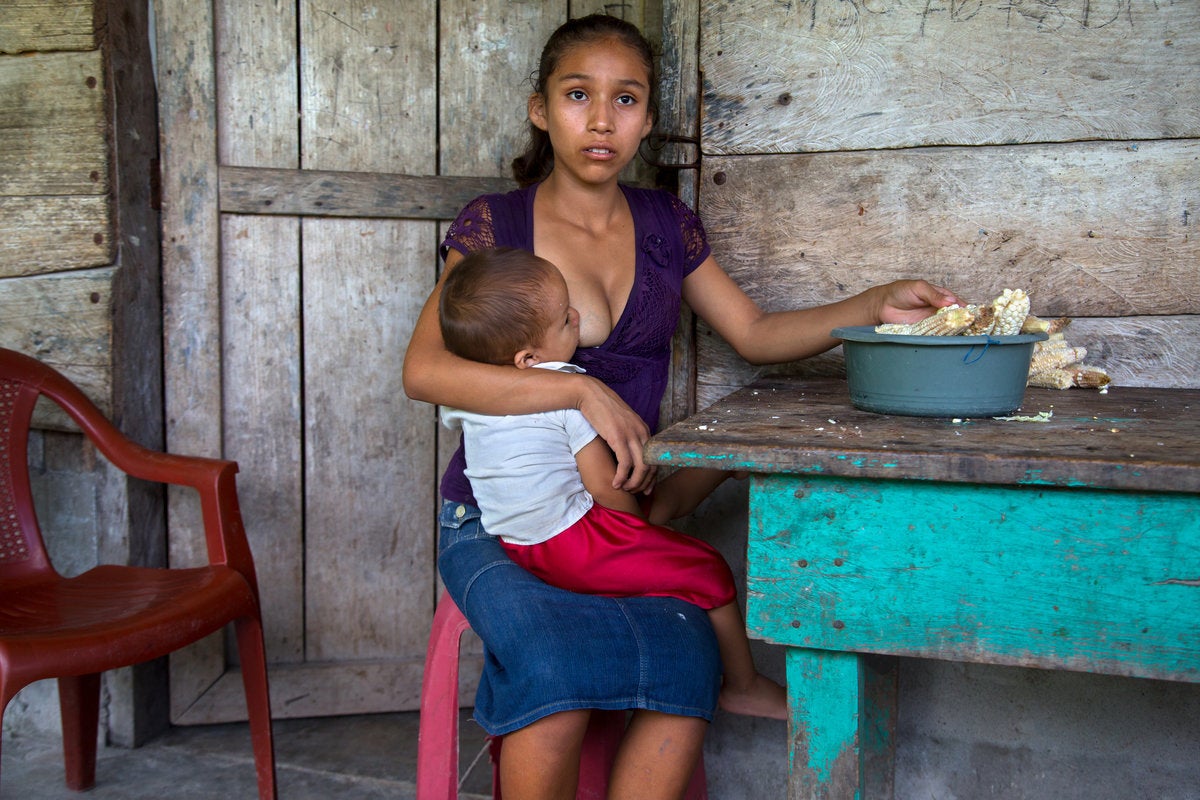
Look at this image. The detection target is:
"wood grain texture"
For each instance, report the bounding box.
[659,0,702,426]
[172,654,480,723]
[216,0,304,669]
[701,0,1200,155]
[301,218,437,662]
[298,0,436,665]
[700,142,1198,318]
[154,0,226,723]
[0,49,108,197]
[0,268,114,426]
[439,0,561,178]
[219,165,515,219]
[0,0,96,54]
[300,0,434,173]
[0,196,112,276]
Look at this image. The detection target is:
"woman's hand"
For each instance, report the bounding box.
[872,280,962,325]
[577,377,657,493]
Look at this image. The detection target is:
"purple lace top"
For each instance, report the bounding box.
[439,182,711,504]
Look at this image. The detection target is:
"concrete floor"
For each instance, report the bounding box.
[1,710,494,799]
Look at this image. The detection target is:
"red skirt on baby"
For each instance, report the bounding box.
[500,503,736,610]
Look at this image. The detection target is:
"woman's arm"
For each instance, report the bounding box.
[403,248,654,491]
[681,256,961,365]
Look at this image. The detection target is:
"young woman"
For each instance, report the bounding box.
[403,14,960,799]
[438,247,787,721]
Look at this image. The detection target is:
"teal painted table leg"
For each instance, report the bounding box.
[786,649,898,800]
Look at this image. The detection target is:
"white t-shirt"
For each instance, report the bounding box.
[439,362,599,544]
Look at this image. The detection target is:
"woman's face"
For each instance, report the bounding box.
[529,37,655,184]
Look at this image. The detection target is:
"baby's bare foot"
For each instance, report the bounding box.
[719,673,788,720]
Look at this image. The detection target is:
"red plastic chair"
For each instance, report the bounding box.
[416,593,708,799]
[0,348,277,799]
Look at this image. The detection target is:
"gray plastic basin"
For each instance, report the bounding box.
[831,325,1048,417]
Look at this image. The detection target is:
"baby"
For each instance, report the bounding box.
[437,247,786,719]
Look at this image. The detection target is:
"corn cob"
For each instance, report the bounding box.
[907,304,976,336]
[1069,365,1111,388]
[1020,314,1071,336]
[989,288,1031,336]
[963,304,995,335]
[874,322,916,334]
[1028,343,1088,375]
[1027,364,1112,390]
[1027,368,1076,389]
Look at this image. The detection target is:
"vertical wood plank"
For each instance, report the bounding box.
[440,1,561,178]
[215,0,304,665]
[153,0,225,719]
[659,0,700,425]
[299,0,436,662]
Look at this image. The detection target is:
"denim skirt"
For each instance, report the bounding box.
[438,500,722,736]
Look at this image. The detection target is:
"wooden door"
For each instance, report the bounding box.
[153,0,687,724]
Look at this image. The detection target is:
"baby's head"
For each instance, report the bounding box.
[439,248,579,368]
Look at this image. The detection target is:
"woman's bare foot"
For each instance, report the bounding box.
[718,672,788,719]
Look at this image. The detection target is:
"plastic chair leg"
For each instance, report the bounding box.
[416,596,474,800]
[575,710,625,800]
[574,709,708,799]
[235,614,279,800]
[685,751,709,799]
[58,672,101,791]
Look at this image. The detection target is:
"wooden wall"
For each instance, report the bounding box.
[693,0,1199,408]
[0,1,113,424]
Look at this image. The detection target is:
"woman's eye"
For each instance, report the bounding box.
[616,94,637,106]
[567,89,587,101]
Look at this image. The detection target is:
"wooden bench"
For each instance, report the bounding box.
[648,377,1200,799]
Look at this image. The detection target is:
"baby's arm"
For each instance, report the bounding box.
[575,438,644,517]
[646,468,737,526]
[577,438,735,524]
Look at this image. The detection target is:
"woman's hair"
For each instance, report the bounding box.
[511,14,658,187]
[439,248,561,365]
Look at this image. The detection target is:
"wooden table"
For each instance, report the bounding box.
[646,377,1200,800]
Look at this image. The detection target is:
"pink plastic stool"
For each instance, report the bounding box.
[416,594,708,799]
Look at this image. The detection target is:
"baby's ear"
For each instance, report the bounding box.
[514,348,540,369]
